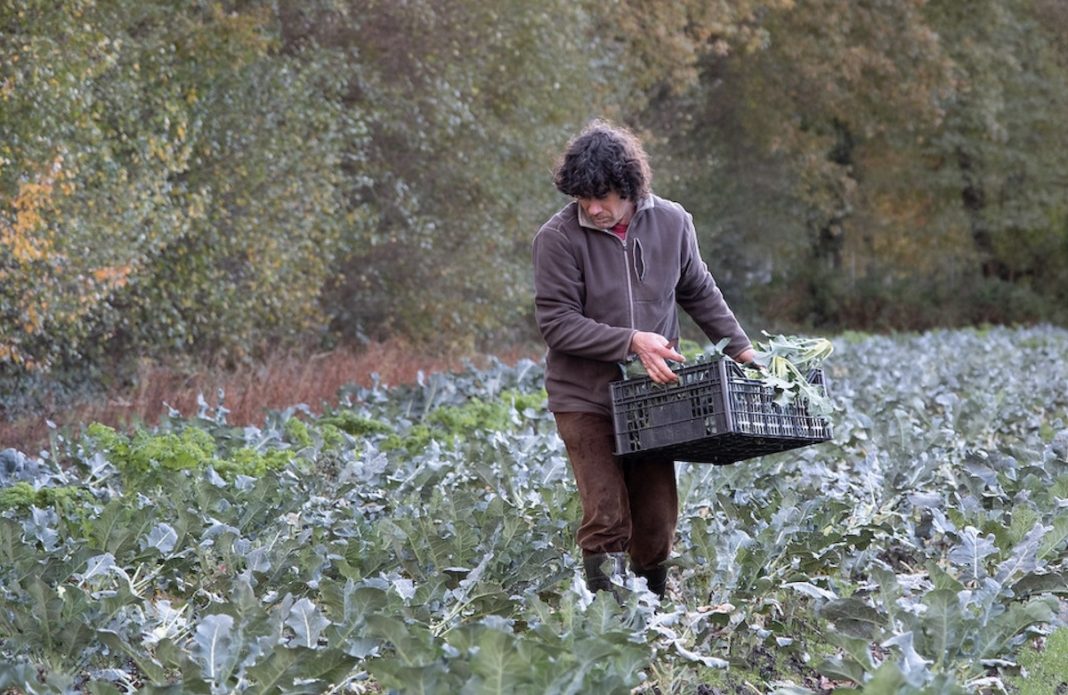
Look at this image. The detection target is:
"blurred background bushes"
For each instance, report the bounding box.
[2,0,1067,392]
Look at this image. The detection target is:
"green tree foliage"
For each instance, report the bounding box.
[920,0,1068,319]
[1,0,185,372]
[639,0,1068,330]
[296,0,613,348]
[108,6,355,363]
[1,1,354,374]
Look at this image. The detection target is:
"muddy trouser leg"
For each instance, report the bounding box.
[554,412,677,598]
[626,454,676,600]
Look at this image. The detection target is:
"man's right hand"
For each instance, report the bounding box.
[630,331,684,384]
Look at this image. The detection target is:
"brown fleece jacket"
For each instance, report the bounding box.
[532,194,751,416]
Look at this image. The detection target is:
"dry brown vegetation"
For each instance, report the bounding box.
[1,339,543,456]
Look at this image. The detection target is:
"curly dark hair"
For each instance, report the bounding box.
[553,120,652,201]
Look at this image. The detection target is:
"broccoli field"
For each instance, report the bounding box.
[1,326,1067,694]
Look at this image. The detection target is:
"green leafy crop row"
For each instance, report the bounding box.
[0,481,90,515]
[1,331,1066,693]
[318,387,548,454]
[86,423,294,484]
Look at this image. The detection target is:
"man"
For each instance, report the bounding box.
[532,120,756,601]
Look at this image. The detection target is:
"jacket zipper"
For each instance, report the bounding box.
[593,222,638,332]
[613,234,636,331]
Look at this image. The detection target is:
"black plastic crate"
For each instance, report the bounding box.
[611,358,832,465]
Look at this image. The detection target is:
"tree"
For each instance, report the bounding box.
[922,0,1068,315]
[1,1,355,375]
[636,0,1068,329]
[297,0,622,348]
[1,0,190,372]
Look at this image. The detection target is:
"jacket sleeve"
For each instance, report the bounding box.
[674,213,752,358]
[532,225,635,362]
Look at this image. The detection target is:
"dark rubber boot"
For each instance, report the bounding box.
[634,565,667,601]
[583,552,628,598]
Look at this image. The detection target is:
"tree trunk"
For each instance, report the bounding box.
[956,147,1009,280]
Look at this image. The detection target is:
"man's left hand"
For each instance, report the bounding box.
[630,331,684,384]
[734,347,758,366]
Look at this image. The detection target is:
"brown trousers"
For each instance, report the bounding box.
[554,411,678,573]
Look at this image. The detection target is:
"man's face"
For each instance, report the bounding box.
[577,191,634,229]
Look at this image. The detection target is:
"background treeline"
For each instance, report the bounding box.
[3,0,1067,386]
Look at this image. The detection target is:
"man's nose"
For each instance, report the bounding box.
[588,202,602,215]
